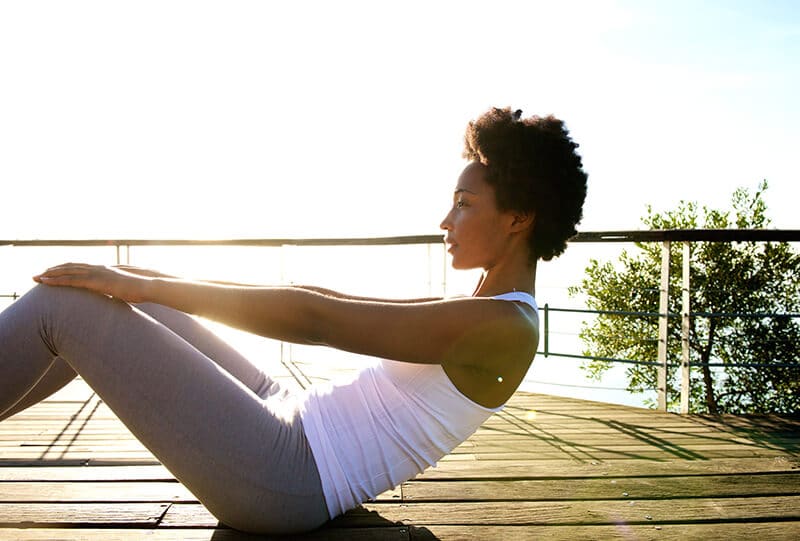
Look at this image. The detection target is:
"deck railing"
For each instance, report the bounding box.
[3,229,799,413]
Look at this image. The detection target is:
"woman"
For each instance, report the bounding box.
[0,107,587,534]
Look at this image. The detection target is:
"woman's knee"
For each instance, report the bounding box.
[26,284,130,318]
[23,283,110,309]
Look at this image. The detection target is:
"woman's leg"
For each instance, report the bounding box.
[0,300,285,421]
[0,285,328,534]
[133,302,286,399]
[0,358,76,421]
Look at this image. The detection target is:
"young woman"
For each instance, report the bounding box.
[0,107,587,534]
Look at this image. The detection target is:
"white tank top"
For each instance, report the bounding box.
[299,292,538,517]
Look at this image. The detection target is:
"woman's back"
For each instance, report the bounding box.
[301,292,538,516]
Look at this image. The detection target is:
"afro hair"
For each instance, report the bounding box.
[463,107,588,261]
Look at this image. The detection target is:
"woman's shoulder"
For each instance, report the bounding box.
[438,291,539,408]
[490,291,538,312]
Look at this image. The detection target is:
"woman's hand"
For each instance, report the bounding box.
[34,263,152,304]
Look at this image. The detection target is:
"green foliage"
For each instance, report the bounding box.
[569,181,800,413]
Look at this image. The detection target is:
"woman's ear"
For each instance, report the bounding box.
[510,211,535,233]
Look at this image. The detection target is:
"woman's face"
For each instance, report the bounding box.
[440,162,515,270]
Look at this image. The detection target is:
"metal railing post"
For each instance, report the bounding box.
[442,244,447,295]
[426,243,432,297]
[543,303,549,357]
[657,240,671,411]
[680,242,691,414]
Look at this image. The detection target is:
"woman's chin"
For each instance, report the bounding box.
[449,258,475,271]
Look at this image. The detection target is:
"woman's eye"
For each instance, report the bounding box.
[455,200,465,208]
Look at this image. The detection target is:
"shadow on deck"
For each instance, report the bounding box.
[1,372,799,540]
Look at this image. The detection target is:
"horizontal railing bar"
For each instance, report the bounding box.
[549,307,800,319]
[548,307,670,318]
[541,352,797,370]
[692,312,800,318]
[689,361,800,368]
[2,229,800,248]
[538,350,669,367]
[570,229,800,243]
[4,234,797,387]
[0,235,445,248]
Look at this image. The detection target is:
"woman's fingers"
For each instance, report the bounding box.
[34,268,95,287]
[40,263,93,274]
[34,264,94,282]
[34,264,109,289]
[33,263,149,303]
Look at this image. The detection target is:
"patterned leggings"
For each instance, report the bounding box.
[0,284,329,534]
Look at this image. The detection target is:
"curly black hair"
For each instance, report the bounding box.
[463,107,588,262]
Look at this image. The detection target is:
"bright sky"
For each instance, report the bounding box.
[1,0,798,240]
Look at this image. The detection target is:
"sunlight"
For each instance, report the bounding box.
[1,1,798,410]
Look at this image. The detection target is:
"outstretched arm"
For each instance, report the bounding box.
[34,263,535,371]
[291,285,442,304]
[115,265,442,304]
[36,264,324,345]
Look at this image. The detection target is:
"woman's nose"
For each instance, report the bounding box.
[440,211,452,231]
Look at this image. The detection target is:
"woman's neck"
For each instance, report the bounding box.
[472,258,537,298]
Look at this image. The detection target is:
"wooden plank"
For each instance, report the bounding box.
[1,444,153,453]
[11,429,792,449]
[435,449,792,461]
[162,496,800,527]
[0,480,400,503]
[498,398,799,418]
[31,446,788,466]
[373,496,800,526]
[3,518,799,540]
[504,419,800,436]
[0,482,196,503]
[0,458,162,466]
[452,441,793,454]
[4,381,800,540]
[0,527,411,540]
[0,465,173,481]
[0,450,162,461]
[0,432,143,440]
[474,423,800,437]
[469,427,797,440]
[393,496,800,526]
[473,423,800,438]
[417,456,800,479]
[0,503,168,526]
[1,443,151,453]
[0,430,142,440]
[415,523,800,541]
[403,473,800,501]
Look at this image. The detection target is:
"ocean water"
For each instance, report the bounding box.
[0,241,652,409]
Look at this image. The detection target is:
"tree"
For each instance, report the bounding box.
[570,181,800,414]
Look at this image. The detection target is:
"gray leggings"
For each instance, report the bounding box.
[0,284,329,534]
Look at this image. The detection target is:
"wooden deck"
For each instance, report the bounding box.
[1,358,799,540]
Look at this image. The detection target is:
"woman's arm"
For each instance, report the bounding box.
[34,264,536,370]
[115,266,442,304]
[292,285,442,304]
[36,264,323,344]
[144,279,534,370]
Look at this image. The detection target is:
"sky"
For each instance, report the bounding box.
[2,0,796,408]
[1,0,798,241]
